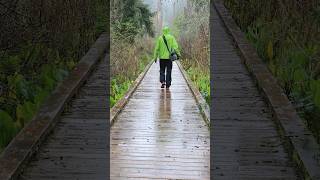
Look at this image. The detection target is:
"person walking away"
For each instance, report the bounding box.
[153,26,181,89]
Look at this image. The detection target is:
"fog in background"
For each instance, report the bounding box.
[143,0,187,32]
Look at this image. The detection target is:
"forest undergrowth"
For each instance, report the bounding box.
[224,0,320,143]
[0,0,108,151]
[173,0,210,104]
[110,0,154,107]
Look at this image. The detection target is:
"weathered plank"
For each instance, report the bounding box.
[17,53,108,180]
[211,2,301,179]
[0,34,108,180]
[111,62,210,179]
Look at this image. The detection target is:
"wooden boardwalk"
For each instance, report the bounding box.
[1,4,312,179]
[18,56,108,180]
[211,5,300,180]
[111,62,210,179]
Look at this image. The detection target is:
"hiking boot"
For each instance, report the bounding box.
[166,85,170,89]
[161,83,165,88]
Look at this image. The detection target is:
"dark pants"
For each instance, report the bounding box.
[159,59,172,86]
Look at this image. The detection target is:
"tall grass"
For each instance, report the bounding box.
[173,1,210,104]
[224,0,320,143]
[110,36,154,107]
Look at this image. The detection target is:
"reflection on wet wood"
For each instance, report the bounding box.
[111,62,210,179]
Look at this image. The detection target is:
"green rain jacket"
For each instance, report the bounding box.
[153,26,181,60]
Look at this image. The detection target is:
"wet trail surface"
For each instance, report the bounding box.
[211,5,300,180]
[111,62,210,179]
[18,56,108,180]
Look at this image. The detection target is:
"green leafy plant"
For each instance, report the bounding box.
[110,52,151,108]
[110,0,154,107]
[187,67,210,104]
[0,0,109,152]
[224,0,320,143]
[0,110,17,150]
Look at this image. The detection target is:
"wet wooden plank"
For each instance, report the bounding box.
[0,34,108,180]
[211,4,300,179]
[17,54,108,180]
[111,62,210,179]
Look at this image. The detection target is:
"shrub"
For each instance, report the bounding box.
[110,0,154,107]
[173,1,210,104]
[224,0,320,143]
[0,0,108,151]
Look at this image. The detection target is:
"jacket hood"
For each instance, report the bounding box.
[162,26,170,35]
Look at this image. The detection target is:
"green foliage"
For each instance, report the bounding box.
[173,1,210,105]
[111,0,154,43]
[224,0,320,143]
[33,88,50,107]
[310,80,320,109]
[110,53,151,108]
[0,110,17,150]
[95,0,109,34]
[139,54,151,72]
[187,68,210,104]
[39,65,60,91]
[0,44,72,151]
[110,0,154,107]
[113,21,142,43]
[0,55,22,78]
[16,101,37,128]
[111,78,132,107]
[0,0,108,152]
[7,73,30,101]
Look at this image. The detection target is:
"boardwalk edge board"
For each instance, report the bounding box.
[176,61,210,126]
[213,0,320,179]
[0,34,109,180]
[110,61,153,125]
